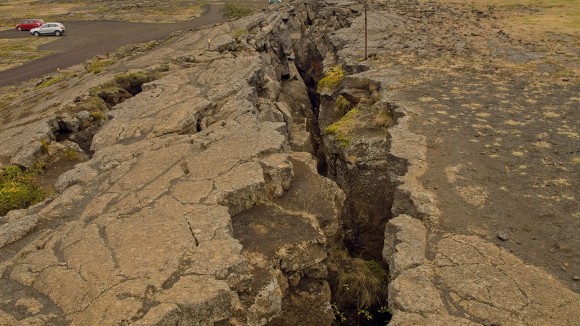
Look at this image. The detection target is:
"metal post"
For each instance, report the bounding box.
[364,0,368,60]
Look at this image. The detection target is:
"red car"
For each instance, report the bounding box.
[16,19,45,31]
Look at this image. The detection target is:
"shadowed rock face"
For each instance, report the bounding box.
[1,0,579,325]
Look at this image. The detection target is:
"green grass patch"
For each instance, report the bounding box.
[0,165,46,216]
[221,2,253,19]
[36,75,66,89]
[318,65,345,94]
[324,108,359,147]
[35,71,77,89]
[85,58,116,74]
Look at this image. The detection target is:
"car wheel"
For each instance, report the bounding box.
[17,26,22,31]
[33,31,40,37]
[54,31,61,36]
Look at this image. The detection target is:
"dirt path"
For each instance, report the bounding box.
[0,4,224,87]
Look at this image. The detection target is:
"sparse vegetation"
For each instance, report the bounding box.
[0,0,205,29]
[221,2,253,19]
[0,38,53,72]
[85,58,116,74]
[327,247,389,324]
[36,75,66,89]
[317,65,345,94]
[324,108,359,147]
[113,71,158,94]
[335,95,352,115]
[76,95,108,112]
[232,28,247,39]
[63,148,80,160]
[0,165,47,216]
[35,71,76,89]
[39,139,50,154]
[90,110,106,121]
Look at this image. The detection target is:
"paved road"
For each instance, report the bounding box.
[0,4,223,87]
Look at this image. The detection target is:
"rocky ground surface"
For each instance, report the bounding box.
[0,0,578,325]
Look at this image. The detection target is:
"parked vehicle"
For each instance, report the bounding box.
[16,19,45,31]
[30,23,66,37]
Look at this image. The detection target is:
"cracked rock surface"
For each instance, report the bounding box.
[1,0,579,325]
[0,1,346,324]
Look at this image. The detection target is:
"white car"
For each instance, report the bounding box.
[30,23,65,36]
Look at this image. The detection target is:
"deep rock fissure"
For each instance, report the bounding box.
[288,14,403,326]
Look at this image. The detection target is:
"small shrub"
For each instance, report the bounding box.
[221,3,252,19]
[317,65,345,93]
[0,165,46,216]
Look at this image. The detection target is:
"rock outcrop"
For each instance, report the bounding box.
[0,2,348,324]
[1,0,579,325]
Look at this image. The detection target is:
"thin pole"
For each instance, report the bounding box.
[364,0,368,60]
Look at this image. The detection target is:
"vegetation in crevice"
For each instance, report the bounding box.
[72,70,160,115]
[327,247,390,324]
[324,108,359,147]
[317,65,345,94]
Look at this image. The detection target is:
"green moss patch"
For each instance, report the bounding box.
[324,108,359,147]
[318,65,345,94]
[85,58,116,74]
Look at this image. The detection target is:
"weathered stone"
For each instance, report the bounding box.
[388,265,444,314]
[10,141,44,169]
[383,214,427,278]
[54,162,98,193]
[260,153,294,197]
[0,211,40,248]
[434,235,580,325]
[58,114,80,132]
[2,1,577,325]
[76,110,93,129]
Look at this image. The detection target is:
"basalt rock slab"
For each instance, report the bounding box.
[0,1,348,324]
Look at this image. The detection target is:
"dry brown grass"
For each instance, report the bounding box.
[436,0,580,37]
